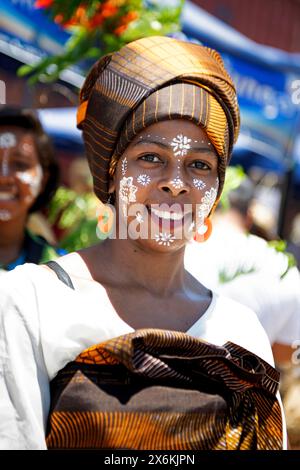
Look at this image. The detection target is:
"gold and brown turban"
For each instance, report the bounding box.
[77,36,240,203]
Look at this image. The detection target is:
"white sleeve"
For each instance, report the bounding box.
[0,269,50,449]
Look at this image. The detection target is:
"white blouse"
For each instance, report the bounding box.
[0,261,286,449]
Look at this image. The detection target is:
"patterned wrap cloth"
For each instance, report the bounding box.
[77,36,240,206]
[46,329,283,450]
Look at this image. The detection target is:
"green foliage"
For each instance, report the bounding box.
[268,240,297,279]
[18,0,184,84]
[48,186,100,252]
[218,265,256,284]
[219,165,246,210]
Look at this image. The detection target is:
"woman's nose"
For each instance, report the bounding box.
[0,157,13,179]
[158,171,189,197]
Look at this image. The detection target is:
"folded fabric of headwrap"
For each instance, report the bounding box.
[77,36,240,204]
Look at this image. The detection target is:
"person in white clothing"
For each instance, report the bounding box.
[0,36,286,450]
[185,179,300,364]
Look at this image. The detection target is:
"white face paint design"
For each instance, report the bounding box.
[0,132,17,177]
[0,209,12,221]
[136,211,144,224]
[119,176,138,217]
[170,176,184,189]
[193,178,206,191]
[154,232,175,246]
[188,221,195,233]
[169,134,192,191]
[0,133,16,149]
[137,174,151,186]
[170,134,191,157]
[16,164,43,198]
[121,157,128,176]
[196,181,219,231]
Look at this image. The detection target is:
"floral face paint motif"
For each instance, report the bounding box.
[154,232,175,246]
[0,133,16,149]
[170,134,191,157]
[170,176,184,189]
[193,178,206,191]
[137,174,151,186]
[119,176,138,217]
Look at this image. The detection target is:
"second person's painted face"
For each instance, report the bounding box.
[110,119,219,251]
[0,126,44,222]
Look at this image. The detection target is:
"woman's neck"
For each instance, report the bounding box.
[83,237,187,297]
[0,216,27,266]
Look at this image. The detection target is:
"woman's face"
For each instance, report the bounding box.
[110,119,219,251]
[0,125,44,222]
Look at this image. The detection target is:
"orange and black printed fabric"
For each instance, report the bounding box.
[46,329,283,450]
[77,36,240,204]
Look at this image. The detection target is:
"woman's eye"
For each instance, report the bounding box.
[190,161,210,170]
[139,154,162,163]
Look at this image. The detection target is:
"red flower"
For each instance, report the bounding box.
[114,24,127,36]
[88,13,105,29]
[54,13,64,24]
[34,0,53,8]
[121,11,138,24]
[101,3,118,18]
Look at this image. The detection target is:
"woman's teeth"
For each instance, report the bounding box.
[151,207,184,221]
[0,192,15,201]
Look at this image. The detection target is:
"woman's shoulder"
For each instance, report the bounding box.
[0,256,83,314]
[48,251,94,282]
[0,263,45,298]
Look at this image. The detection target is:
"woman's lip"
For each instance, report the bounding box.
[147,205,193,230]
[146,204,193,219]
[0,192,18,201]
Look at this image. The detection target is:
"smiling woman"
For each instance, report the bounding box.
[0,106,64,270]
[108,120,219,248]
[0,37,286,450]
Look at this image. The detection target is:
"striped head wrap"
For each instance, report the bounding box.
[77,36,240,204]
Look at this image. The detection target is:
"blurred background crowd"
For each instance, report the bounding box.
[0,0,300,448]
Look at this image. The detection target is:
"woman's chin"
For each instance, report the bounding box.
[128,231,187,253]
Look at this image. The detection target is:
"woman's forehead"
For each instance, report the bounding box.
[133,120,209,140]
[0,127,36,147]
[127,120,217,161]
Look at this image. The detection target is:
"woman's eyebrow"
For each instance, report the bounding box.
[132,138,215,154]
[132,139,169,150]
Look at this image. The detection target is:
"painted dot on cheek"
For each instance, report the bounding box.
[16,165,43,198]
[137,174,151,186]
[0,210,12,221]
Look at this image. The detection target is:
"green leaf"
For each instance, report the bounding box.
[268,239,297,279]
[219,166,246,210]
